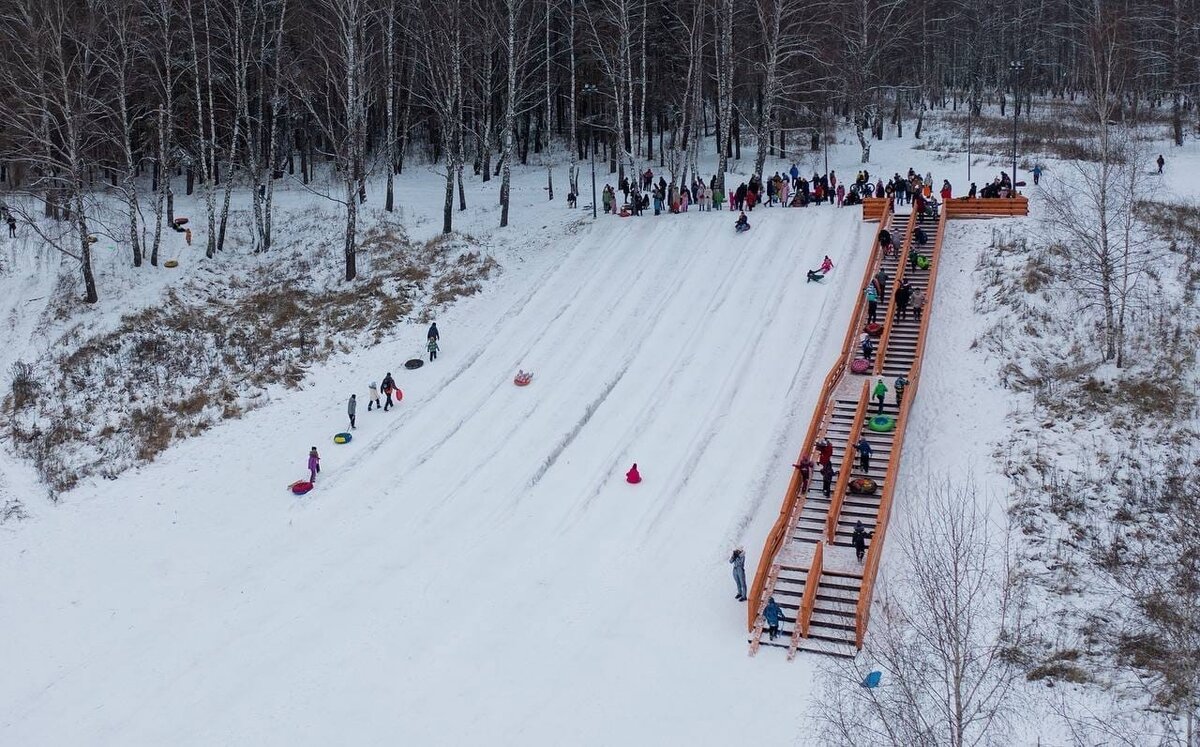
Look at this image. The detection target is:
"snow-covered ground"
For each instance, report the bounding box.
[4,107,1198,743]
[1,165,873,743]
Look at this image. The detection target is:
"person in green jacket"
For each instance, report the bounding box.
[873,377,888,414]
[713,187,725,210]
[427,336,439,362]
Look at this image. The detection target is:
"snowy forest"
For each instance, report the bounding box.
[1,0,1198,302]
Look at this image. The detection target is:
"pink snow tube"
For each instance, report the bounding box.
[851,358,871,374]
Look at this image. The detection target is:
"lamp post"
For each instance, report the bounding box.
[1010,61,1023,193]
[582,84,599,219]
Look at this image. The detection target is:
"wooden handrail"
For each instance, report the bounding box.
[824,380,870,543]
[855,207,949,649]
[943,196,1028,217]
[788,542,825,660]
[873,210,918,376]
[747,200,893,631]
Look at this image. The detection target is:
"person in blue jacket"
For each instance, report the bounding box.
[764,597,784,641]
[855,436,873,474]
[730,548,748,602]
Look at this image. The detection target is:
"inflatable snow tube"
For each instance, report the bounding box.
[513,371,533,387]
[333,432,352,444]
[850,358,871,375]
[848,477,878,496]
[163,259,179,268]
[289,480,314,495]
[404,358,424,370]
[173,217,190,226]
[867,415,896,433]
[864,322,883,338]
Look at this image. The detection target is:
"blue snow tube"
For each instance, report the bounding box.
[333,432,353,444]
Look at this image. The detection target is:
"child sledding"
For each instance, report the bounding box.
[734,211,750,233]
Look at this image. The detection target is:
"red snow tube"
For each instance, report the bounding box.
[850,358,871,374]
[849,477,878,495]
[514,371,533,386]
[289,480,314,495]
[864,322,883,337]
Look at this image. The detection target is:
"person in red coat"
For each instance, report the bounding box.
[940,180,952,201]
[626,463,642,484]
[815,438,834,466]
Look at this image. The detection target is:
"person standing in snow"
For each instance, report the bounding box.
[763,597,783,641]
[308,447,321,482]
[347,394,357,429]
[836,183,845,207]
[428,322,439,342]
[427,336,439,361]
[820,460,835,497]
[730,548,748,601]
[872,378,888,414]
[1032,164,1042,185]
[368,382,381,411]
[851,521,873,562]
[5,216,14,237]
[854,436,873,474]
[894,374,910,405]
[894,279,913,321]
[381,372,397,411]
[1157,154,1165,174]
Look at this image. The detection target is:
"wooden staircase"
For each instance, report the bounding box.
[748,196,1026,659]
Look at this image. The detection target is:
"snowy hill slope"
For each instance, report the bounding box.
[1,204,867,744]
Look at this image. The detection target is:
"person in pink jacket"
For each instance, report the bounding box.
[307,447,321,482]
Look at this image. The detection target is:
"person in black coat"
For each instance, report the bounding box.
[427,323,439,342]
[851,521,874,562]
[894,280,913,320]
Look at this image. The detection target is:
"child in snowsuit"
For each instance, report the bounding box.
[368,382,381,411]
[865,286,879,324]
[854,437,873,474]
[796,456,813,493]
[894,375,910,405]
[427,337,439,362]
[912,290,927,323]
[348,394,357,429]
[735,212,750,233]
[820,460,835,497]
[730,548,747,601]
[763,597,783,640]
[820,256,834,274]
[308,447,321,482]
[851,521,873,562]
[873,378,888,414]
[861,334,875,362]
[381,372,397,411]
